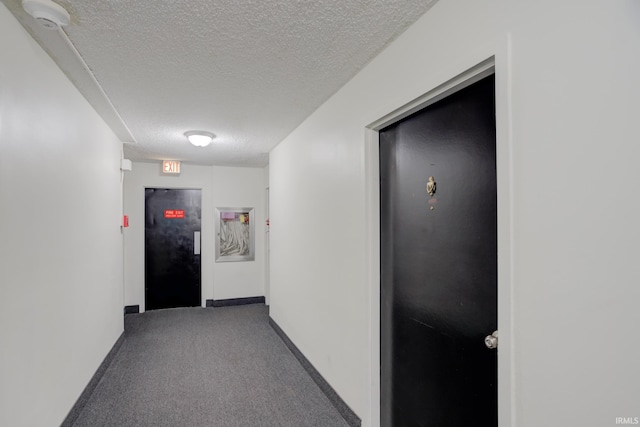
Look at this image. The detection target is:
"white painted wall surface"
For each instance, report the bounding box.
[269,0,640,426]
[123,163,266,309]
[212,166,266,300]
[0,5,124,426]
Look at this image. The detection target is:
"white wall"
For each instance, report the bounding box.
[0,4,125,426]
[123,163,266,310]
[212,166,266,300]
[269,0,640,426]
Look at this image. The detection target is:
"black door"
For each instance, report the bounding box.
[145,188,201,310]
[380,75,497,426]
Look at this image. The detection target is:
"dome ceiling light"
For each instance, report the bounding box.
[22,0,70,30]
[184,131,215,147]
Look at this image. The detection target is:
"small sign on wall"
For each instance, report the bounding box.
[162,160,181,174]
[164,210,185,219]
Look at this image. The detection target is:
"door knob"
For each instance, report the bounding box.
[484,330,498,349]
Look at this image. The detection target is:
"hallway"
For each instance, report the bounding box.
[69,305,349,427]
[4,0,640,425]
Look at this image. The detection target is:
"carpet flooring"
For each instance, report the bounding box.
[71,305,350,427]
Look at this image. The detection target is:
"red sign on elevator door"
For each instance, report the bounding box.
[164,210,185,219]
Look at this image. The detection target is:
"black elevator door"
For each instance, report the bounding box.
[145,188,201,310]
[380,75,497,426]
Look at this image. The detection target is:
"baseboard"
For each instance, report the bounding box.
[124,305,139,314]
[206,296,265,307]
[269,317,362,427]
[60,332,125,427]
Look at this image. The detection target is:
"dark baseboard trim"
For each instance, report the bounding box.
[269,317,361,427]
[206,296,265,307]
[60,332,125,427]
[124,305,139,314]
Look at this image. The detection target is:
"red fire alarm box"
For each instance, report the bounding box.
[123,215,129,227]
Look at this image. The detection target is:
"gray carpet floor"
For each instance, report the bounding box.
[72,305,350,427]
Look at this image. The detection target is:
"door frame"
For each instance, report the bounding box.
[143,186,204,312]
[265,186,270,305]
[365,56,514,426]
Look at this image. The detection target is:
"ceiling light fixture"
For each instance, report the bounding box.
[22,0,70,30]
[185,131,215,147]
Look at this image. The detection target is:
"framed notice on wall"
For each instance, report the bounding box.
[215,207,255,262]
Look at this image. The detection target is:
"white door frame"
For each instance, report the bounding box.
[364,55,514,426]
[265,186,270,305]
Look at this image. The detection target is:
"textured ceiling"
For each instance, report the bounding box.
[4,0,438,167]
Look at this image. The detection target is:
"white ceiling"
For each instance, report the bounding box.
[4,0,438,167]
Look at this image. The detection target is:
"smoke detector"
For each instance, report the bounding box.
[22,0,70,30]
